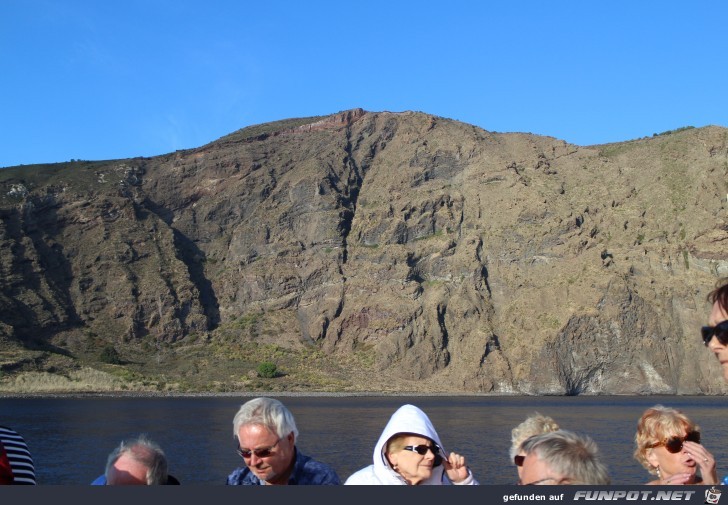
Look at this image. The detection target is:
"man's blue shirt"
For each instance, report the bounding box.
[226,448,340,485]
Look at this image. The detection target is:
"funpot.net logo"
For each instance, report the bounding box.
[572,490,698,501]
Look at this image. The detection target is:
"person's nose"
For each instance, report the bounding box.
[424,448,435,460]
[708,336,723,351]
[248,453,262,466]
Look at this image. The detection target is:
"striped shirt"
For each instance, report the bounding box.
[0,426,36,484]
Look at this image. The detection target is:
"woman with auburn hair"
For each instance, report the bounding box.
[634,405,717,485]
[704,279,728,381]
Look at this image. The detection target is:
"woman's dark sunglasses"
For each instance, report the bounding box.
[659,431,701,454]
[514,455,525,466]
[402,444,443,466]
[702,320,728,346]
[236,438,280,459]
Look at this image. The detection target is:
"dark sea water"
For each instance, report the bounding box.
[1,395,726,485]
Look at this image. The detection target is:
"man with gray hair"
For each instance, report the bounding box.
[518,430,610,485]
[92,435,178,485]
[226,397,340,485]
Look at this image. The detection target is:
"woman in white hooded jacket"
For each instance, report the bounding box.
[344,404,478,485]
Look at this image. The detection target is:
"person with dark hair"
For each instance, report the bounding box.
[345,404,477,485]
[704,280,728,381]
[91,435,178,485]
[0,426,35,484]
[227,397,339,485]
[519,430,610,485]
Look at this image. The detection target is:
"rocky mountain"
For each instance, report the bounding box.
[1,109,727,394]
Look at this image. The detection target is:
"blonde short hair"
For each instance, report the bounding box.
[510,413,560,461]
[633,405,698,474]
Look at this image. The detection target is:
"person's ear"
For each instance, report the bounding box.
[287,432,295,446]
[646,448,659,469]
[387,451,399,468]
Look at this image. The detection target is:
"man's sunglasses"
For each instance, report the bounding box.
[655,431,701,454]
[514,455,525,466]
[236,438,281,459]
[702,321,728,346]
[402,444,443,466]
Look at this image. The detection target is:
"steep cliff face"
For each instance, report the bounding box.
[1,110,727,393]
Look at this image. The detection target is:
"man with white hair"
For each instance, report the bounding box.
[226,397,340,485]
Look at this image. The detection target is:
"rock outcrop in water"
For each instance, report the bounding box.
[1,110,727,394]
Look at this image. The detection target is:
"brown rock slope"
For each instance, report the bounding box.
[1,110,727,394]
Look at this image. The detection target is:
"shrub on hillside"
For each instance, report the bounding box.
[256,362,277,378]
[100,345,121,364]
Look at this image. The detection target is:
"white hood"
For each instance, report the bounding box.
[370,404,447,485]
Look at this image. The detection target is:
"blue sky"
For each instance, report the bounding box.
[2,1,727,168]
